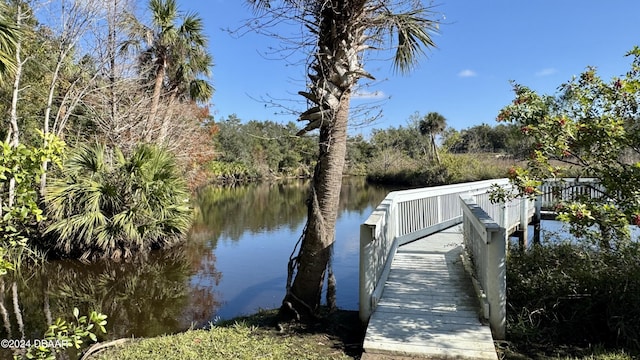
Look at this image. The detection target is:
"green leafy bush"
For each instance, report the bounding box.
[0,131,65,270]
[43,143,192,261]
[19,308,107,360]
[507,239,640,350]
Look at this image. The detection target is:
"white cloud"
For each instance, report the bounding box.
[352,90,386,99]
[535,68,558,77]
[458,69,477,78]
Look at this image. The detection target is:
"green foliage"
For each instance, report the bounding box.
[0,132,65,270]
[0,1,19,78]
[497,47,640,248]
[208,160,257,181]
[507,240,640,351]
[345,134,374,175]
[211,116,317,180]
[440,152,512,183]
[43,143,192,260]
[443,123,530,156]
[19,308,107,360]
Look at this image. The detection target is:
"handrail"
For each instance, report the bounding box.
[538,178,602,209]
[359,177,598,337]
[460,196,507,340]
[359,179,510,323]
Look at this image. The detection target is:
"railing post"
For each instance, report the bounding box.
[533,194,542,244]
[487,229,506,340]
[436,195,442,223]
[519,197,529,248]
[501,201,508,229]
[359,223,375,323]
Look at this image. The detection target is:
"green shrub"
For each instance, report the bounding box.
[440,152,512,183]
[207,160,259,182]
[507,238,640,350]
[20,308,107,360]
[43,143,192,261]
[365,152,514,187]
[0,131,65,271]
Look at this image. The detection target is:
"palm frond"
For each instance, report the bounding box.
[150,0,178,29]
[0,2,19,78]
[378,8,439,74]
[44,144,192,260]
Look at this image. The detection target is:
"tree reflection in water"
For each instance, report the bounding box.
[0,177,396,349]
[0,240,222,343]
[191,178,398,318]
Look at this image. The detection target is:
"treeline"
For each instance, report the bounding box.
[0,0,215,265]
[210,115,317,181]
[210,113,528,186]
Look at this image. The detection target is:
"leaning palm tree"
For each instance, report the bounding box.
[247,0,439,319]
[419,112,447,165]
[122,0,213,142]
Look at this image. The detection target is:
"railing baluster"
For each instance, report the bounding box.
[359,178,598,331]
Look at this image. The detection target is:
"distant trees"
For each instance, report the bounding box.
[211,115,317,180]
[442,123,529,156]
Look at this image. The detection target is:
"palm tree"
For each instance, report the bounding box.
[0,2,18,81]
[44,143,192,261]
[419,112,447,165]
[248,0,439,319]
[122,0,213,142]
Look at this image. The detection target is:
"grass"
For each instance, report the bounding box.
[90,309,362,360]
[86,307,638,360]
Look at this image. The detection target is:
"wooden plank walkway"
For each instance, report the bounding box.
[362,224,498,359]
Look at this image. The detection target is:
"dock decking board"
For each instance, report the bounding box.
[363,224,498,359]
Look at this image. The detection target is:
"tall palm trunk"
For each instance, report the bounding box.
[284,92,350,315]
[430,133,440,165]
[281,1,367,319]
[158,89,178,143]
[148,60,166,142]
[250,0,439,321]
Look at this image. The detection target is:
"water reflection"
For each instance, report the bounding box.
[0,241,222,344]
[0,177,396,351]
[192,180,310,244]
[191,177,397,319]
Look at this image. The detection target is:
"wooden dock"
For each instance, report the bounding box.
[362,224,498,359]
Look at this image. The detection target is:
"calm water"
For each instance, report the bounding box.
[0,177,397,344]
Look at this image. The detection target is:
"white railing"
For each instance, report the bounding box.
[359,179,510,323]
[460,196,511,340]
[538,178,602,209]
[359,177,599,338]
[475,190,535,234]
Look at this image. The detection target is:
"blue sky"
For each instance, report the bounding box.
[180,0,640,134]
